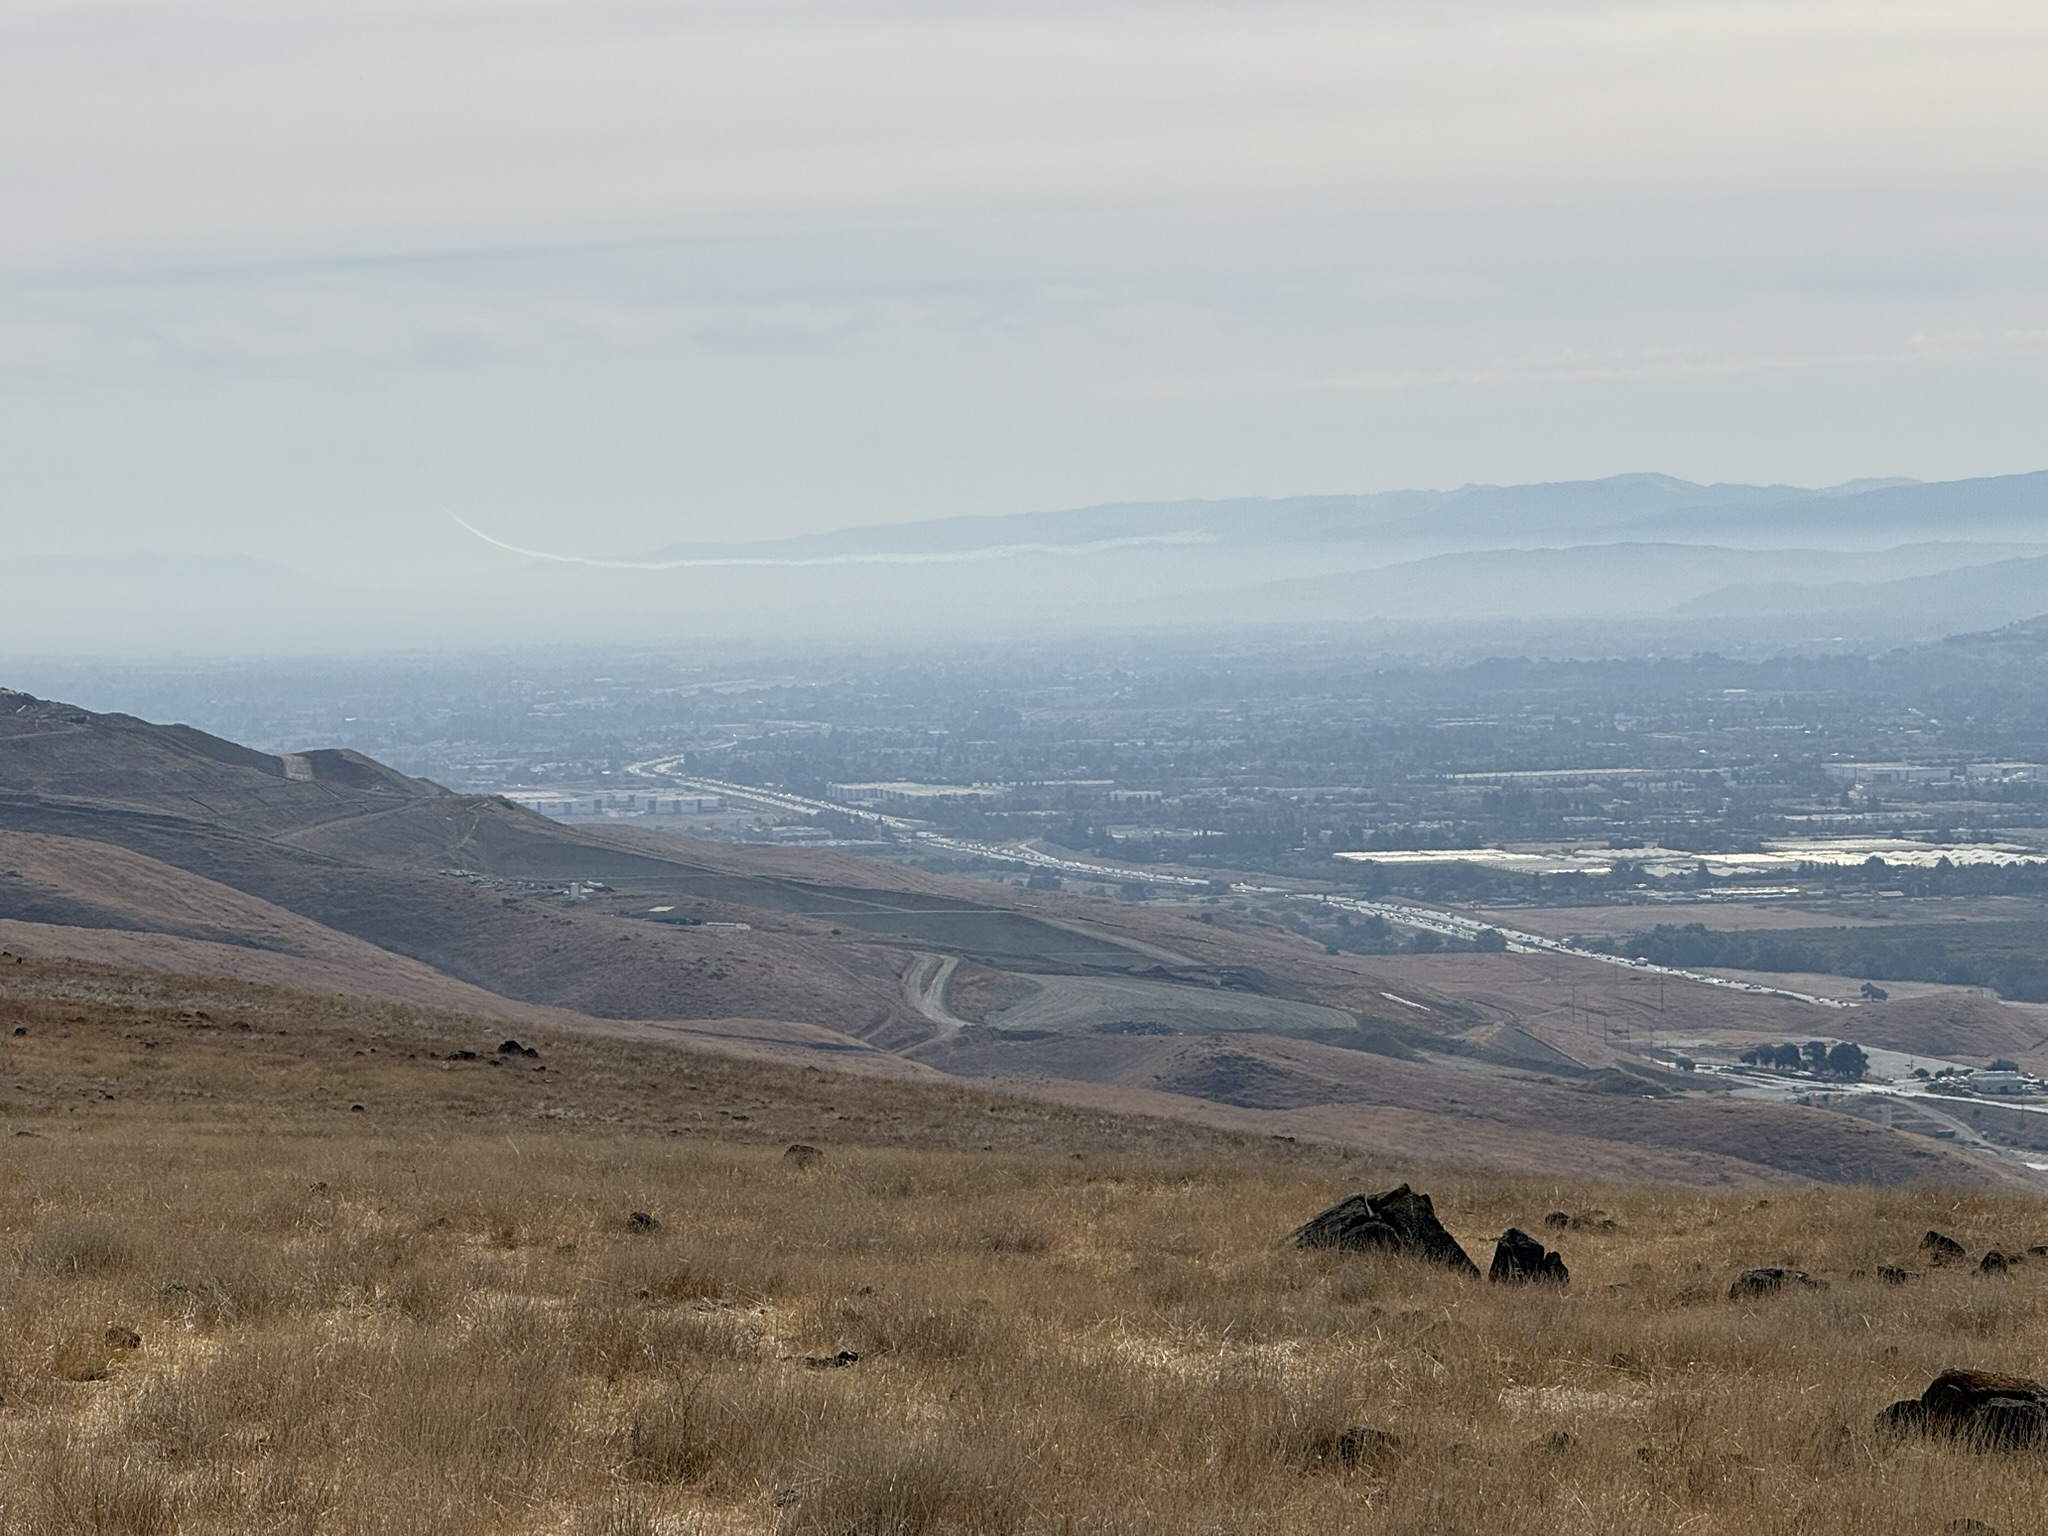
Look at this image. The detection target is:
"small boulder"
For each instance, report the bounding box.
[801,1350,860,1370]
[626,1210,660,1234]
[1877,1264,1916,1285]
[1921,1230,1968,1265]
[1728,1267,1826,1301]
[783,1144,826,1171]
[1880,1370,2048,1451]
[1490,1228,1569,1285]
[1542,1210,1570,1231]
[1979,1250,2011,1277]
[1291,1185,1479,1276]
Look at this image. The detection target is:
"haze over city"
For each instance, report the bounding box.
[7,9,2048,1530]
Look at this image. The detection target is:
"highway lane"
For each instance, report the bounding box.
[618,757,1857,1010]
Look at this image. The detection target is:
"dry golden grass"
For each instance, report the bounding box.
[2,957,2047,1534]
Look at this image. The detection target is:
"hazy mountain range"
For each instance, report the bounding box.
[7,471,2045,654]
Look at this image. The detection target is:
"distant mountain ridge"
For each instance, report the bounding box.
[611,468,2048,643]
[4,470,2044,652]
[636,470,2045,564]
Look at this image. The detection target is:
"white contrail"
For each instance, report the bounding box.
[450,515,1216,569]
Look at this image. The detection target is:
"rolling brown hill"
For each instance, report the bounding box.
[0,689,956,1031]
[7,684,2045,1187]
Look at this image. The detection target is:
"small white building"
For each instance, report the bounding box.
[1970,1070,2032,1095]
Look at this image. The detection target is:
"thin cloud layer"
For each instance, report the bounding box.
[0,1,2043,582]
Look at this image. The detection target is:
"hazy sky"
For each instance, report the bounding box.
[4,0,2046,581]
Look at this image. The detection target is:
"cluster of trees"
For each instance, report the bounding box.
[1828,856,2048,899]
[1739,1040,1870,1080]
[1599,921,2048,1003]
[1322,853,2048,911]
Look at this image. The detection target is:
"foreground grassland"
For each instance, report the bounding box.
[2,960,2047,1534]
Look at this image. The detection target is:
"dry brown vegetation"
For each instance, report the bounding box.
[3,957,2048,1534]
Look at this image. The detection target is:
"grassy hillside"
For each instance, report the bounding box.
[1,957,2046,1533]
[8,687,2046,1195]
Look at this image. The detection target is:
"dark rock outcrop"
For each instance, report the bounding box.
[626,1210,660,1233]
[1728,1267,1826,1300]
[1979,1250,2011,1277]
[1921,1229,1968,1265]
[1879,1370,2048,1451]
[1291,1184,1479,1276]
[1490,1228,1569,1285]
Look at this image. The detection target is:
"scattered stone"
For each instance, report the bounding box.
[446,1050,478,1062]
[802,1350,860,1370]
[1489,1228,1569,1285]
[1291,1185,1480,1276]
[1877,1265,1916,1285]
[1979,1251,2011,1277]
[2030,1244,2048,1258]
[1944,1521,1999,1536]
[1879,1370,2048,1451]
[1921,1230,1968,1265]
[350,1104,365,1113]
[496,1039,540,1058]
[1542,1210,1570,1231]
[783,1144,826,1171]
[11,1027,24,1037]
[104,1326,141,1350]
[1728,1267,1827,1301]
[627,1211,660,1234]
